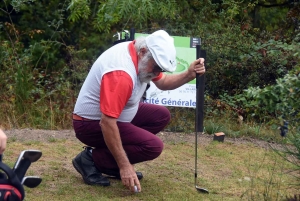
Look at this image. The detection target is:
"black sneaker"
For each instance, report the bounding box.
[101,169,143,180]
[72,147,110,186]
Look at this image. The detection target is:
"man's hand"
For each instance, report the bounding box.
[120,164,141,193]
[0,129,7,155]
[188,58,205,79]
[154,58,206,91]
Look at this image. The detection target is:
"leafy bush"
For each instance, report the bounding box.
[202,3,300,98]
[68,0,178,32]
[205,33,300,98]
[246,68,300,119]
[241,68,300,185]
[0,0,91,128]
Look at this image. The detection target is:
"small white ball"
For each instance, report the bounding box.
[134,185,139,193]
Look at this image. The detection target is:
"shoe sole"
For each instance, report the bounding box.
[72,159,110,186]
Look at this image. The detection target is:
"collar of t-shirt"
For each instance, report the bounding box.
[128,40,138,74]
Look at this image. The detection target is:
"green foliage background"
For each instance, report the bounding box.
[0,0,299,131]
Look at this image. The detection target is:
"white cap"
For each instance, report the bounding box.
[145,30,176,72]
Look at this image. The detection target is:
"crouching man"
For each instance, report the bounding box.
[72,30,206,193]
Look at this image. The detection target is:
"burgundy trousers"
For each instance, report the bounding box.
[73,103,170,172]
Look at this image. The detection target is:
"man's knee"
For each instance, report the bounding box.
[145,137,164,160]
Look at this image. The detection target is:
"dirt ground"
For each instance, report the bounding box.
[4,128,283,150]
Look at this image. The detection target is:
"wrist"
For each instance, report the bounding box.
[186,70,196,81]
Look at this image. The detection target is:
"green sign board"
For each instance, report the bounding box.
[135,33,201,108]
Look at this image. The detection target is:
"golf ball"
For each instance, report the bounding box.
[134,185,139,193]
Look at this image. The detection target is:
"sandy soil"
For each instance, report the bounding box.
[4,128,283,151]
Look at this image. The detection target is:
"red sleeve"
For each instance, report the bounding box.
[152,72,163,81]
[100,71,133,118]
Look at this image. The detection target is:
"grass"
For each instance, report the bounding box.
[3,135,299,201]
[202,115,284,143]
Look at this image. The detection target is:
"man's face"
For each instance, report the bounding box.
[138,54,163,83]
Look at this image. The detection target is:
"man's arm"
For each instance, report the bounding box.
[0,129,7,154]
[100,115,140,192]
[153,58,205,90]
[99,71,141,192]
[100,115,129,168]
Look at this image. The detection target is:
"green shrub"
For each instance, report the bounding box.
[246,68,300,119]
[0,0,91,128]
